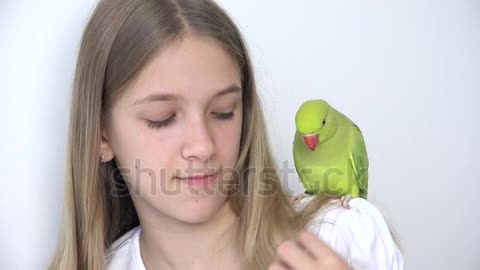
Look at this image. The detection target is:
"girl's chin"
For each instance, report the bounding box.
[170,199,227,224]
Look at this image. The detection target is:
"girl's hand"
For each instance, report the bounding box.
[269,230,350,270]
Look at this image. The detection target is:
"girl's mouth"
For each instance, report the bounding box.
[175,172,218,187]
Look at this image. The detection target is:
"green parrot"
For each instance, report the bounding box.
[292,100,369,207]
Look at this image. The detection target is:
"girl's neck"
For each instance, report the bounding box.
[138,201,242,270]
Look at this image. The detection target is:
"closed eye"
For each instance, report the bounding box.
[145,112,234,129]
[145,114,176,129]
[213,112,234,120]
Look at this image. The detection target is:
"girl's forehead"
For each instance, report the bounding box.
[120,35,242,105]
[131,84,242,107]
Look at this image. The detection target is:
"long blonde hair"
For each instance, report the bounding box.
[49,0,354,269]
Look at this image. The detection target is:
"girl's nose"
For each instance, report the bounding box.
[181,117,216,162]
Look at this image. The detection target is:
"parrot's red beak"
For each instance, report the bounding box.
[303,133,319,151]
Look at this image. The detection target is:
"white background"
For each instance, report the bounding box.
[1,0,479,269]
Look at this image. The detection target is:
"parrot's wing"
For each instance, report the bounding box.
[349,124,369,199]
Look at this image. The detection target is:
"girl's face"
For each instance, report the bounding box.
[101,35,243,224]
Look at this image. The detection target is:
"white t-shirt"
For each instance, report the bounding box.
[104,197,404,270]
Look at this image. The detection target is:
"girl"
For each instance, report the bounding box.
[49,0,404,269]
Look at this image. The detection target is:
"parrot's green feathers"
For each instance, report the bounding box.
[349,124,369,199]
[293,99,370,200]
[295,100,330,134]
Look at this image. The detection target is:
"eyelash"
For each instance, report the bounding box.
[145,112,235,129]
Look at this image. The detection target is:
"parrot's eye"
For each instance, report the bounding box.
[322,120,326,126]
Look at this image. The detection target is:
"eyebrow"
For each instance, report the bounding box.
[132,84,242,106]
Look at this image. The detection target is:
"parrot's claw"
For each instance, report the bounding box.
[291,193,306,203]
[340,194,353,209]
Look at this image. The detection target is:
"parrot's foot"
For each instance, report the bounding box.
[291,193,306,203]
[340,194,353,209]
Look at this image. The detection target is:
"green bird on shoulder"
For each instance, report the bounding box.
[292,99,369,209]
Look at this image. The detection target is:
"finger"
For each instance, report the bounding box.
[297,230,337,260]
[276,239,315,270]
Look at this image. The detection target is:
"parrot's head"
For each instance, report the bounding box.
[295,99,338,151]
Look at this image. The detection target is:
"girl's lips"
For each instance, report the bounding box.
[176,172,218,187]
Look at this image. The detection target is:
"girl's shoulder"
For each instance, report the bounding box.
[295,196,405,270]
[104,225,145,270]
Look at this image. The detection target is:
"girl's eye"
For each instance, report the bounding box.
[322,119,326,126]
[145,112,233,130]
[145,114,176,129]
[213,112,234,120]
